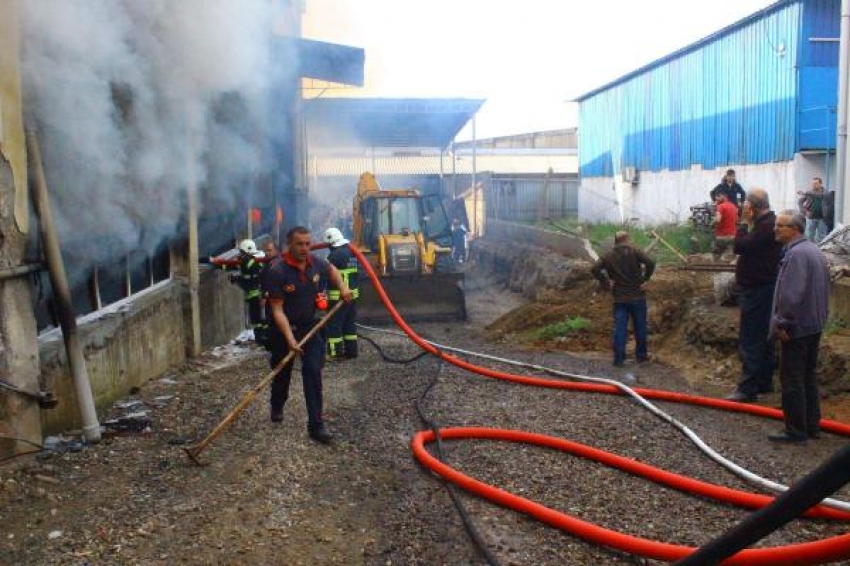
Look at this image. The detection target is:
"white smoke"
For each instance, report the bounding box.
[20,0,294,270]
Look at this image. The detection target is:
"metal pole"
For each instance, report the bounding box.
[472,116,477,237]
[836,0,850,224]
[451,142,457,199]
[26,130,101,443]
[439,148,445,201]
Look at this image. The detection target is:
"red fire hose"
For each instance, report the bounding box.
[344,243,850,564]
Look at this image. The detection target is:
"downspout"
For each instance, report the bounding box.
[26,130,101,443]
[837,0,850,224]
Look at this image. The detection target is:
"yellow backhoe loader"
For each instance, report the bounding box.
[352,172,466,323]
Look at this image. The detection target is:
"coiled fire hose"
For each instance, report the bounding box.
[347,243,850,565]
[357,324,850,513]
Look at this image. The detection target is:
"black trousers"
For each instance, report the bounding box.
[269,326,325,430]
[737,284,776,395]
[326,301,358,358]
[779,332,822,438]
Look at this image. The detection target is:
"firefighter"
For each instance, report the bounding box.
[323,227,360,360]
[264,226,352,443]
[234,239,267,343]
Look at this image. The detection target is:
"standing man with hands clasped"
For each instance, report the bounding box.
[725,189,783,403]
[263,226,353,444]
[768,211,830,443]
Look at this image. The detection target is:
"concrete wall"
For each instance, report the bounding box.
[579,161,804,225]
[39,267,243,433]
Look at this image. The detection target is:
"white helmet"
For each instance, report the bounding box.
[238,239,264,258]
[324,227,349,247]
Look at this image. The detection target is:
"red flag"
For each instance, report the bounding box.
[275,205,283,224]
[250,208,262,224]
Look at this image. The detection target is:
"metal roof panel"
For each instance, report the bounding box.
[304,97,485,149]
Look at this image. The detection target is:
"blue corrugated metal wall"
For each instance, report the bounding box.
[580,1,804,177]
[798,0,840,149]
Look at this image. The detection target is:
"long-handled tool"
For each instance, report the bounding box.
[650,229,689,263]
[183,301,344,466]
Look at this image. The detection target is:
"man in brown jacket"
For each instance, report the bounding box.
[591,231,656,367]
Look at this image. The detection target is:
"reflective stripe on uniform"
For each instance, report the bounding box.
[327,337,343,356]
[339,267,358,287]
[343,334,357,341]
[328,289,359,300]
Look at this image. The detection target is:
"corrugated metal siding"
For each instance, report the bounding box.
[797,0,839,149]
[580,2,802,177]
[487,177,579,222]
[801,0,839,66]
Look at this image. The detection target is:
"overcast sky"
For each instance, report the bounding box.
[303,0,778,140]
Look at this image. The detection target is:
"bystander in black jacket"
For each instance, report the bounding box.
[734,210,782,288]
[710,181,747,206]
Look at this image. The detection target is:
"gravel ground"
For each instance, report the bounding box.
[2,272,850,565]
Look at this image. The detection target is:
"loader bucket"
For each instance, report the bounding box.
[357,272,466,324]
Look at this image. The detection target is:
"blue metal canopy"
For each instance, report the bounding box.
[304,97,485,150]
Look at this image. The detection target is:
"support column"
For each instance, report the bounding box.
[171,123,202,358]
[0,0,43,454]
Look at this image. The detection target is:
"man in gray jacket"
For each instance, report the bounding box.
[768,211,830,443]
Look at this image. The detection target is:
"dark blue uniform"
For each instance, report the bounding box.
[326,244,359,359]
[263,252,331,432]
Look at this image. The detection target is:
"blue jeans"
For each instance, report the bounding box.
[737,284,776,395]
[805,218,828,243]
[613,299,648,365]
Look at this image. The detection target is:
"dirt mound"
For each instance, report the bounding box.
[485,267,700,353]
[472,235,850,415]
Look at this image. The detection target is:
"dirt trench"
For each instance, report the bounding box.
[473,237,850,419]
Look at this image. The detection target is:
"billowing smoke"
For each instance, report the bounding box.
[20,0,295,272]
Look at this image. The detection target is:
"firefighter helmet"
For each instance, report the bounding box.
[238,239,264,258]
[324,227,349,247]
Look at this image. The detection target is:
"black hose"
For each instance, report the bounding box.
[358,333,430,364]
[414,359,502,566]
[0,435,45,465]
[361,332,499,564]
[674,444,850,566]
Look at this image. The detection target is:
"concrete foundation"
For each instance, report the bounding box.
[39,267,244,433]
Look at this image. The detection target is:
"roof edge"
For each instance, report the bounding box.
[573,0,796,102]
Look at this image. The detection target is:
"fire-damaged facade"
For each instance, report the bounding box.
[0,0,364,455]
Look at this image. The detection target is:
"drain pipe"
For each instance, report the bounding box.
[26,130,101,443]
[0,262,43,280]
[837,0,850,224]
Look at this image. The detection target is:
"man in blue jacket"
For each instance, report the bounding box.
[768,211,830,443]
